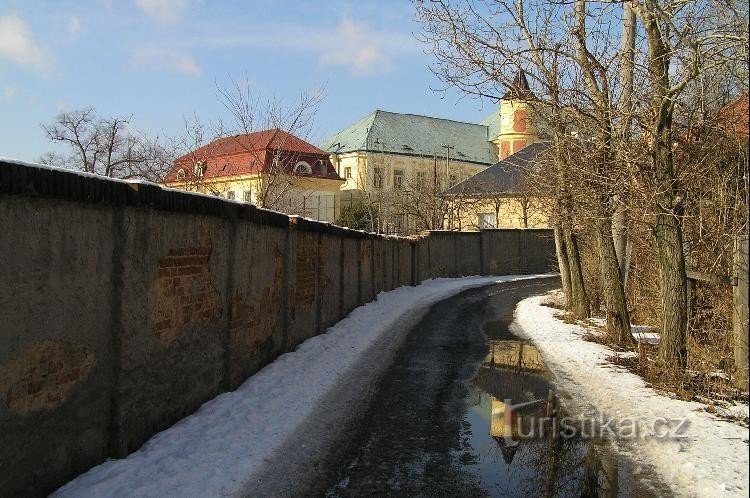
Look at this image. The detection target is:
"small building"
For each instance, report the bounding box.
[163,129,344,223]
[444,142,551,230]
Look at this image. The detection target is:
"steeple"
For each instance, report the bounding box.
[502,70,535,101]
[492,70,540,160]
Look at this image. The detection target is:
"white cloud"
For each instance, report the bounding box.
[319,18,394,75]
[0,15,52,70]
[135,0,188,25]
[68,15,81,36]
[3,86,17,99]
[132,48,201,76]
[194,17,418,77]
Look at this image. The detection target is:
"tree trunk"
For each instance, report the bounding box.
[564,226,590,319]
[596,213,632,344]
[554,221,573,306]
[636,1,690,371]
[613,2,635,287]
[612,197,629,284]
[733,234,749,391]
[654,211,688,368]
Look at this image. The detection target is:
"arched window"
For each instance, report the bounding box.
[294,161,312,175]
[176,168,186,180]
[193,161,206,178]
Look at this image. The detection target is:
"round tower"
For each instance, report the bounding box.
[492,71,540,160]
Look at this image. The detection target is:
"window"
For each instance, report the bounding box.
[373,167,383,189]
[243,190,253,203]
[294,161,312,175]
[344,167,352,179]
[193,161,206,178]
[393,169,404,189]
[478,212,497,229]
[513,109,528,132]
[176,168,186,180]
[449,174,458,187]
[227,190,236,200]
[416,170,427,185]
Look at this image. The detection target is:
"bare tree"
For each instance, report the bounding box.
[629,0,747,369]
[214,76,326,212]
[40,107,173,182]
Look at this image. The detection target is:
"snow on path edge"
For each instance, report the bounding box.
[54,274,554,497]
[513,295,750,498]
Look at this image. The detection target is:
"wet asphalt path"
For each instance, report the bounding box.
[314,277,559,497]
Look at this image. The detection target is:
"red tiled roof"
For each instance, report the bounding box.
[164,129,342,183]
[718,94,749,137]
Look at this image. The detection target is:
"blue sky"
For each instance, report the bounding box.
[0,0,497,162]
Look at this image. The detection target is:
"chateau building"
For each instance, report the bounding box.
[321,70,547,233]
[163,129,344,223]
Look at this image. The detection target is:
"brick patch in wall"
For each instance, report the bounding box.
[0,340,95,415]
[150,244,223,346]
[229,248,285,359]
[295,235,322,305]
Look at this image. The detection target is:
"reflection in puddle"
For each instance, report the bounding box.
[459,319,662,497]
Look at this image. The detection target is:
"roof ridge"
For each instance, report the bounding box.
[372,109,488,127]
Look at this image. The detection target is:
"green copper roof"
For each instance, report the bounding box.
[320,110,496,165]
[480,111,500,141]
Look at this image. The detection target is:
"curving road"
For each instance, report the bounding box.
[315,278,561,496]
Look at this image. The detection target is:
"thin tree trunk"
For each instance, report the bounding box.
[612,197,629,282]
[595,211,632,344]
[564,226,590,319]
[554,221,573,305]
[613,1,636,285]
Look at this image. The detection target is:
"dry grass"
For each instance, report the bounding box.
[569,218,745,414]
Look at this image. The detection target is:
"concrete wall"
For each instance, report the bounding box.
[0,159,555,496]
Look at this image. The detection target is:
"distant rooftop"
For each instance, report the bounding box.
[444,141,551,196]
[320,110,496,165]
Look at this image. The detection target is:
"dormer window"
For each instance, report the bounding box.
[294,161,312,175]
[176,168,186,180]
[193,160,206,178]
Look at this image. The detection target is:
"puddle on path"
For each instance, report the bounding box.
[458,317,665,497]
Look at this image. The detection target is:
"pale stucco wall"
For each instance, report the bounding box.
[449,197,550,230]
[165,174,343,223]
[332,151,488,193]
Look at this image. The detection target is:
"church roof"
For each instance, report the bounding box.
[502,71,535,101]
[320,110,496,165]
[444,141,550,196]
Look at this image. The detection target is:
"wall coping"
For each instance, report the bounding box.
[0,158,552,240]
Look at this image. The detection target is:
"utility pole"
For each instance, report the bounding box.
[441,144,454,229]
[440,143,454,187]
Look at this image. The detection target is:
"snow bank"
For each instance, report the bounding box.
[513,295,750,498]
[54,274,553,497]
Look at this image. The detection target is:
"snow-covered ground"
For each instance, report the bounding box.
[54,274,554,498]
[513,294,750,498]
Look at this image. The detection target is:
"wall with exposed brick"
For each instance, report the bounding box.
[0,159,555,496]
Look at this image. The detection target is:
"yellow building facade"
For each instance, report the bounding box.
[163,129,345,223]
[322,71,551,232]
[165,173,344,223]
[446,71,551,230]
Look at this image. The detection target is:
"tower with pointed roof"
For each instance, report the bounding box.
[492,71,540,160]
